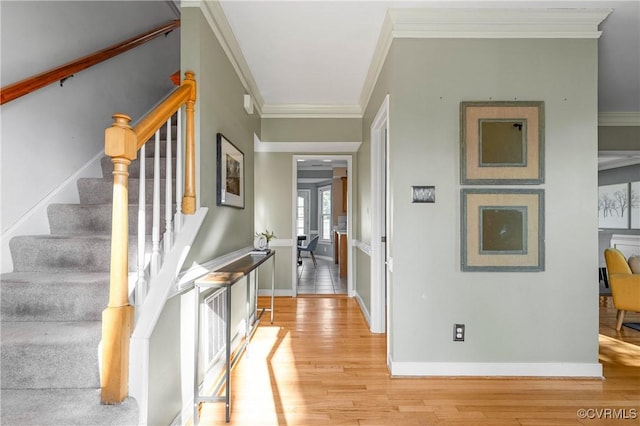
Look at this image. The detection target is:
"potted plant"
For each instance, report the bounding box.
[254,230,276,250]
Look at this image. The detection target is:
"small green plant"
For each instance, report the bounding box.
[255,230,276,242]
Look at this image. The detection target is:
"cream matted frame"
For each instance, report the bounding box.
[461,101,544,184]
[461,188,545,272]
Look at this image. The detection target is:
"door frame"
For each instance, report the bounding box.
[370,95,389,335]
[291,155,354,297]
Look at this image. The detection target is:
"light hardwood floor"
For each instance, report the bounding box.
[196,295,640,425]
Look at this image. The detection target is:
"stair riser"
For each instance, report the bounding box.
[48,204,170,236]
[101,156,178,179]
[1,280,108,322]
[10,236,141,273]
[77,178,175,205]
[1,323,100,389]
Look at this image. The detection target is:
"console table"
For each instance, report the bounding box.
[192,250,275,424]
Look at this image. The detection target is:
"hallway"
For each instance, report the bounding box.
[297,255,347,295]
[196,296,640,425]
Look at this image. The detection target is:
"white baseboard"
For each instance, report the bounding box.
[354,291,372,329]
[389,360,603,378]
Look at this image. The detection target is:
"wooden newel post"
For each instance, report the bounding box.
[182,71,197,214]
[101,113,137,404]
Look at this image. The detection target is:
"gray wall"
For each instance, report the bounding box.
[0,1,179,232]
[262,117,361,142]
[598,126,640,151]
[146,6,261,424]
[361,38,599,367]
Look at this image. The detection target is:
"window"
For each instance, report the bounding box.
[318,185,332,241]
[297,190,310,236]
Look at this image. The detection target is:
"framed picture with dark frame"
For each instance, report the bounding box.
[461,188,545,272]
[216,133,244,209]
[460,101,544,184]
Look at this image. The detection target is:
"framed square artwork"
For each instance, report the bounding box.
[461,188,544,271]
[461,101,544,184]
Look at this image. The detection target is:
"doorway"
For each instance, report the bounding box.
[292,155,353,297]
[370,95,389,343]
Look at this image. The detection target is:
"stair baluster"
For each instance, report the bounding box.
[164,117,174,253]
[150,130,162,277]
[175,111,184,232]
[136,143,147,305]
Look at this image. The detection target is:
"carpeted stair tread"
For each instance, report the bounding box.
[1,321,101,389]
[77,177,175,205]
[10,235,141,272]
[48,203,169,236]
[1,388,138,426]
[1,272,109,321]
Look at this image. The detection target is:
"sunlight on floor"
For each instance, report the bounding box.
[599,334,640,367]
[199,325,308,425]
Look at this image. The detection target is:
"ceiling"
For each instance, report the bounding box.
[218,0,640,116]
[205,1,639,170]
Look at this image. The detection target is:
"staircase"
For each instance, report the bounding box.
[0,125,177,425]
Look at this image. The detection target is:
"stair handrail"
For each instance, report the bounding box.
[101,71,197,404]
[0,20,180,106]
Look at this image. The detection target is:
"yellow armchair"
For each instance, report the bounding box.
[604,248,640,330]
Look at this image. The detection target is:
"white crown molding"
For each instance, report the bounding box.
[389,8,612,39]
[361,8,612,114]
[261,103,362,119]
[359,12,394,113]
[183,0,264,115]
[599,112,640,126]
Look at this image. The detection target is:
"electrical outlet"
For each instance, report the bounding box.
[453,324,465,342]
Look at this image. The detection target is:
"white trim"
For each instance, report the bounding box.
[269,238,293,247]
[354,239,372,256]
[354,292,372,328]
[254,136,362,153]
[599,112,640,126]
[389,8,611,39]
[390,360,603,378]
[360,12,394,111]
[370,95,389,335]
[184,0,264,115]
[261,103,361,118]
[132,208,209,339]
